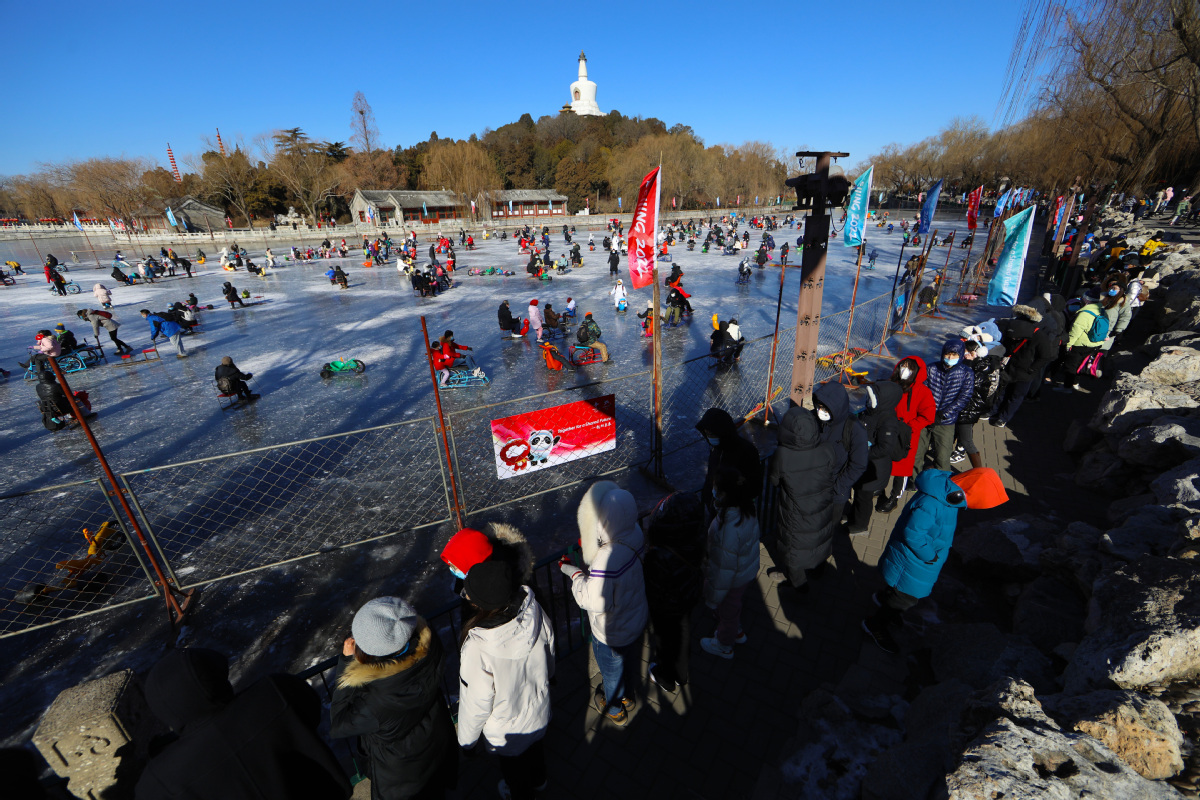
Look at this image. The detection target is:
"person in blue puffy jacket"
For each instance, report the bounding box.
[861,468,1006,653]
[916,339,973,472]
[140,309,187,358]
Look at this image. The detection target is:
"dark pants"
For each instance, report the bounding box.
[498,740,545,800]
[1026,361,1052,400]
[53,281,66,295]
[870,586,920,628]
[995,379,1032,424]
[849,458,890,529]
[649,605,691,687]
[954,421,978,455]
[107,330,131,353]
[1060,348,1094,388]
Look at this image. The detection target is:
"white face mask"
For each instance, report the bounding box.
[816,409,831,422]
[899,366,913,380]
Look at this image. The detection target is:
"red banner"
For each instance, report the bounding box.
[627,167,660,290]
[966,185,983,230]
[490,395,616,479]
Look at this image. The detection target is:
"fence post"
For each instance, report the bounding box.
[45,355,187,624]
[419,316,466,528]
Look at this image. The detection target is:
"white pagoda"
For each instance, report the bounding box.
[568,52,603,116]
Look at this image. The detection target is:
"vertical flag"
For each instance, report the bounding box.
[470,200,476,215]
[736,195,741,205]
[994,188,1012,217]
[755,196,759,205]
[918,179,943,234]
[987,205,1036,306]
[216,128,226,157]
[226,216,233,229]
[842,165,873,248]
[585,196,590,210]
[966,186,983,230]
[166,207,178,227]
[108,218,117,233]
[367,206,375,223]
[72,212,84,231]
[672,196,676,208]
[508,199,514,215]
[167,143,182,182]
[627,167,661,290]
[617,197,622,210]
[422,202,428,217]
[716,196,720,207]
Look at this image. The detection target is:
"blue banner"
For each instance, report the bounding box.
[994,188,1012,217]
[618,197,622,210]
[986,205,1036,306]
[918,179,942,234]
[422,202,428,217]
[165,207,178,227]
[72,212,84,231]
[508,199,513,214]
[843,165,873,248]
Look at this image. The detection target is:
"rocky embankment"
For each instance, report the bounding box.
[780,218,1200,799]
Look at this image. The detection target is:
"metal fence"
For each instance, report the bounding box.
[0,281,903,639]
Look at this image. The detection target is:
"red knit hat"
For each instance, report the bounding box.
[440,528,493,573]
[530,299,538,306]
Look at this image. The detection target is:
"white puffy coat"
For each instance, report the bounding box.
[456,586,554,755]
[567,481,648,647]
[703,508,761,607]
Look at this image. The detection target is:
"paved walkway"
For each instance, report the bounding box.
[434,314,1115,800]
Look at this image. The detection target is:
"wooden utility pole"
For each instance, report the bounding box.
[787,150,849,407]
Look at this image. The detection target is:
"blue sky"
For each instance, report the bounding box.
[2,0,1024,176]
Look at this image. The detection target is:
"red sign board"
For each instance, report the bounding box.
[490,395,616,479]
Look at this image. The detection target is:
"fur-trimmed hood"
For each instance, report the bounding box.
[336,623,432,689]
[483,522,534,584]
[1012,304,1042,323]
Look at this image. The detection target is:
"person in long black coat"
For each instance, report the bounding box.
[847,381,911,533]
[136,648,351,800]
[696,408,762,515]
[768,406,844,590]
[813,382,869,506]
[330,604,456,800]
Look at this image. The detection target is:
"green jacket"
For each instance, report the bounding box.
[1067,303,1106,349]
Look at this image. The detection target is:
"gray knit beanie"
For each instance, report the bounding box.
[352,597,418,657]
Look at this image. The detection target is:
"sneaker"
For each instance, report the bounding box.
[766,567,788,584]
[949,450,966,464]
[604,706,629,726]
[993,419,1007,428]
[861,618,899,654]
[734,630,748,645]
[700,637,734,659]
[176,354,188,359]
[648,663,677,694]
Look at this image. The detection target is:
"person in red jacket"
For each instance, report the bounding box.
[877,356,936,513]
[429,330,473,386]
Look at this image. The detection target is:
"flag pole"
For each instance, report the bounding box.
[650,162,664,479]
[842,242,865,373]
[79,224,103,269]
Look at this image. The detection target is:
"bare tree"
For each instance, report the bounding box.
[60,157,150,222]
[420,139,500,208]
[350,92,382,156]
[190,136,260,228]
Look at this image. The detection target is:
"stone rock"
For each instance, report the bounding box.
[1046,690,1185,780]
[1064,557,1200,693]
[1100,505,1190,561]
[1107,493,1158,525]
[1151,458,1200,508]
[1014,576,1087,654]
[1142,330,1200,355]
[1075,443,1133,494]
[1038,522,1122,598]
[1142,347,1200,386]
[953,515,1059,580]
[929,623,1058,694]
[1117,417,1200,468]
[32,670,164,800]
[1091,375,1200,436]
[1064,419,1103,455]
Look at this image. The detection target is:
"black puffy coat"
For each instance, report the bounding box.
[997,305,1055,382]
[330,622,456,800]
[136,648,350,800]
[958,354,1003,425]
[769,407,844,578]
[814,382,869,501]
[858,381,911,465]
[696,408,763,509]
[497,302,516,329]
[643,492,706,616]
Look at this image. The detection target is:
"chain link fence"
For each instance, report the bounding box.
[0,480,159,637]
[120,418,453,590]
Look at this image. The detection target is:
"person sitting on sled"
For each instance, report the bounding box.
[215,356,259,401]
[430,330,475,386]
[637,300,656,338]
[610,279,628,310]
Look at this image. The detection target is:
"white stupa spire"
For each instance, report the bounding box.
[569,51,603,116]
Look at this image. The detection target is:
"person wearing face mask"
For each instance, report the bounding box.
[695,408,762,517]
[989,304,1054,428]
[1055,292,1116,391]
[440,524,534,603]
[877,357,936,513]
[914,340,974,472]
[813,382,869,510]
[1093,279,1131,375]
[861,468,1008,653]
[952,340,1004,467]
[847,381,911,534]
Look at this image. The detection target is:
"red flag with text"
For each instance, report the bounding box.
[627,166,660,290]
[966,186,983,230]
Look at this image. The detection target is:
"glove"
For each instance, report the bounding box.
[935,409,946,422]
[559,559,581,579]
